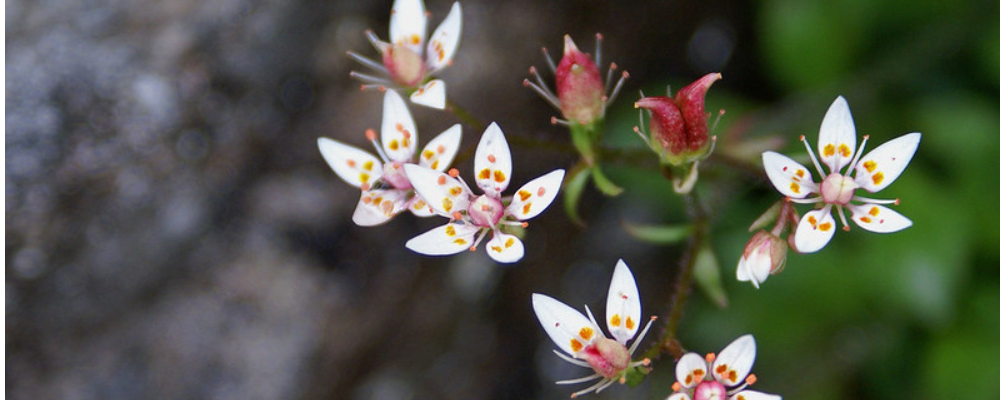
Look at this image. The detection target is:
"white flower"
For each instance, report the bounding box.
[404,122,564,263]
[762,96,921,253]
[318,89,461,226]
[348,0,462,109]
[532,260,656,397]
[668,335,780,400]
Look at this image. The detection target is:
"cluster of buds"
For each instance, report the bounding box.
[348,0,463,109]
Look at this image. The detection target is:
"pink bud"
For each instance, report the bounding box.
[555,35,605,125]
[581,337,631,379]
[737,230,788,288]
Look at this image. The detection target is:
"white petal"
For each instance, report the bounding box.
[405,222,479,255]
[418,124,461,171]
[317,137,383,188]
[741,247,773,288]
[505,169,565,221]
[474,122,513,197]
[409,79,447,110]
[667,394,692,400]
[675,353,709,389]
[761,151,818,199]
[352,188,409,226]
[729,390,782,400]
[605,259,641,344]
[852,132,920,193]
[406,194,436,217]
[713,334,757,386]
[425,2,462,72]
[388,0,427,55]
[736,256,763,289]
[817,96,857,173]
[532,293,601,357]
[794,207,837,253]
[848,203,912,233]
[403,164,471,215]
[484,231,524,263]
[381,90,418,162]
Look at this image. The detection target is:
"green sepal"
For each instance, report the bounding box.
[623,222,693,244]
[693,243,729,308]
[621,363,652,387]
[591,164,624,197]
[562,163,592,227]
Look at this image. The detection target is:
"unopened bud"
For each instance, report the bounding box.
[736,230,788,288]
[555,35,605,125]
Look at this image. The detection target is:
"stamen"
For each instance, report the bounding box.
[541,47,558,74]
[633,125,648,143]
[594,378,616,394]
[604,62,617,94]
[552,116,570,126]
[555,373,603,385]
[711,109,726,133]
[628,315,658,354]
[595,33,603,69]
[366,129,391,163]
[788,196,823,204]
[835,205,850,231]
[705,353,716,363]
[469,229,490,252]
[346,51,389,74]
[524,79,561,109]
[553,350,592,367]
[746,374,757,385]
[452,212,463,220]
[349,71,393,86]
[845,134,870,176]
[528,66,559,101]
[852,196,900,205]
[448,168,460,178]
[605,70,629,107]
[800,135,828,179]
[364,30,389,52]
[570,378,613,398]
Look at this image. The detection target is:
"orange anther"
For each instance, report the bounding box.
[448,168,459,177]
[521,222,528,228]
[705,353,716,363]
[365,129,377,141]
[452,212,462,220]
[746,374,757,385]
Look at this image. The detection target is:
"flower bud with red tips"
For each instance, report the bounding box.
[635,72,722,166]
[555,35,605,125]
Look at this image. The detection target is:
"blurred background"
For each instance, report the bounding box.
[6,0,1000,399]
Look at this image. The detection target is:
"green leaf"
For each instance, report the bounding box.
[693,244,729,308]
[591,164,624,196]
[622,222,692,244]
[562,165,591,227]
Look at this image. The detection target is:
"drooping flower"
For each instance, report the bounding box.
[403,122,564,263]
[347,0,462,109]
[524,34,629,127]
[667,335,780,400]
[532,260,656,398]
[634,73,721,166]
[762,96,921,253]
[318,89,461,226]
[736,230,788,289]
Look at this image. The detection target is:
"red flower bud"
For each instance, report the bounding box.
[635,73,721,165]
[555,35,605,125]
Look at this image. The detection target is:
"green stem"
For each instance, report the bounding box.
[446,98,484,133]
[642,189,710,361]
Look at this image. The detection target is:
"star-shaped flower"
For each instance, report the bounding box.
[318,89,461,226]
[667,335,780,400]
[348,0,462,109]
[762,96,921,253]
[532,260,656,397]
[403,122,564,263]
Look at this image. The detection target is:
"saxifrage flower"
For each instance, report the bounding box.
[667,334,780,400]
[762,96,921,253]
[533,260,656,397]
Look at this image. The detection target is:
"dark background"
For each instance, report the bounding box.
[7,0,1000,399]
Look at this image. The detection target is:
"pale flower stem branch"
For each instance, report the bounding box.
[445,98,484,133]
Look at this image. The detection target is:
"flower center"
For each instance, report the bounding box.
[693,380,726,400]
[381,161,412,190]
[468,195,504,227]
[384,44,426,87]
[820,172,858,205]
[581,337,630,379]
